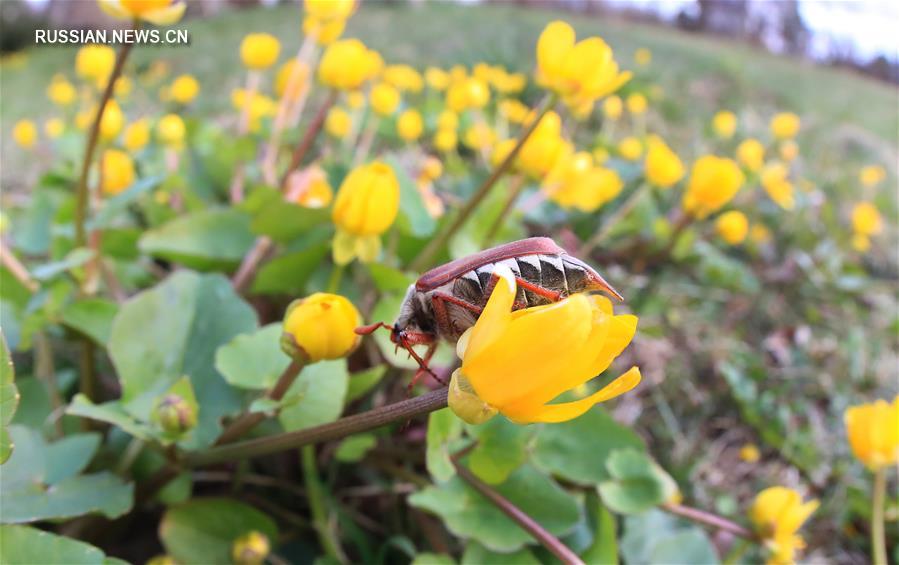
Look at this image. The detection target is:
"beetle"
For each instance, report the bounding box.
[356,237,623,384]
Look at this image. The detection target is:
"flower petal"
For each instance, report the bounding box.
[354,234,381,263]
[332,230,356,265]
[97,0,131,19]
[505,366,641,424]
[461,264,515,361]
[142,1,186,25]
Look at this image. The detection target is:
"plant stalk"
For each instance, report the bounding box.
[579,181,648,257]
[302,446,346,563]
[871,467,887,565]
[484,174,526,243]
[660,502,756,541]
[409,93,557,272]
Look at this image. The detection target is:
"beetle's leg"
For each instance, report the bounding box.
[408,342,441,394]
[431,290,484,339]
[513,277,563,302]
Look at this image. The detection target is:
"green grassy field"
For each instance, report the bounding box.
[2,1,897,149]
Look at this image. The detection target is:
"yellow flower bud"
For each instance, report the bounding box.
[626,93,647,115]
[44,118,64,139]
[602,95,622,121]
[275,60,309,101]
[303,15,346,45]
[12,120,37,149]
[325,107,352,139]
[434,128,457,153]
[282,293,361,362]
[304,0,354,23]
[169,73,199,104]
[383,64,424,93]
[770,112,800,140]
[499,99,530,125]
[844,396,899,470]
[100,149,136,196]
[99,100,125,141]
[437,110,458,131]
[425,67,450,91]
[682,155,744,219]
[101,0,186,25]
[712,110,737,139]
[331,161,400,264]
[293,166,333,209]
[123,118,151,152]
[153,393,197,436]
[736,138,765,172]
[644,135,684,189]
[231,531,271,565]
[715,210,748,245]
[634,47,651,66]
[397,109,423,142]
[851,201,883,236]
[739,443,761,463]
[114,76,132,98]
[419,156,443,182]
[859,164,886,188]
[616,136,643,161]
[750,223,772,244]
[463,123,496,151]
[779,140,798,162]
[157,113,186,148]
[370,82,400,116]
[318,39,379,91]
[47,75,76,106]
[240,33,281,70]
[749,487,818,565]
[76,44,115,82]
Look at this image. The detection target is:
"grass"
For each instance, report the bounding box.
[1,2,896,174]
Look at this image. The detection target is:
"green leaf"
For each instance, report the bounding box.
[31,248,94,281]
[461,542,540,565]
[109,272,258,450]
[87,175,164,230]
[334,433,377,463]
[251,242,330,295]
[412,552,456,565]
[160,498,278,564]
[581,494,618,565]
[409,464,580,553]
[0,525,108,564]
[215,324,291,390]
[532,407,645,485]
[346,366,387,403]
[367,263,415,293]
[67,395,157,441]
[467,417,532,485]
[425,408,463,482]
[621,510,719,565]
[278,359,348,432]
[12,190,57,255]
[60,299,118,346]
[153,376,199,445]
[598,449,668,515]
[247,187,331,243]
[0,332,18,464]
[139,208,256,270]
[386,155,436,237]
[0,426,133,523]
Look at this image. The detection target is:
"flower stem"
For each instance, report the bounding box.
[281,89,338,188]
[186,388,448,468]
[302,445,346,563]
[871,467,887,565]
[484,174,526,243]
[409,93,557,272]
[451,453,585,565]
[74,26,136,248]
[326,263,345,293]
[660,502,756,541]
[578,181,648,257]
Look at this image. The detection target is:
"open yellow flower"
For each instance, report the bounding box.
[98,0,185,25]
[544,152,622,212]
[331,161,400,264]
[100,149,136,196]
[750,487,818,565]
[682,155,744,219]
[770,112,800,140]
[397,109,424,142]
[736,138,765,172]
[761,163,795,210]
[851,202,883,236]
[449,265,641,425]
[715,210,749,245]
[644,135,684,189]
[283,293,361,363]
[712,110,737,139]
[859,165,886,188]
[12,120,37,149]
[536,20,631,107]
[844,396,899,470]
[240,33,281,70]
[517,112,572,179]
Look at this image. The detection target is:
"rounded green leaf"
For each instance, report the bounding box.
[215,324,291,390]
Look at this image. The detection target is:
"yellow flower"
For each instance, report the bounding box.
[644,135,684,189]
[739,443,761,463]
[760,164,795,210]
[634,47,651,66]
[517,112,572,179]
[425,67,450,91]
[99,100,124,141]
[419,156,443,182]
[544,153,623,213]
[123,118,150,152]
[12,120,37,149]
[750,223,772,244]
[463,123,496,151]
[383,64,424,93]
[294,166,333,209]
[275,60,309,101]
[97,0,186,25]
[851,202,883,236]
[370,82,400,116]
[157,113,185,148]
[491,70,526,94]
[736,138,765,172]
[844,396,899,470]
[715,210,749,245]
[240,33,281,70]
[47,75,76,106]
[231,531,270,565]
[500,99,530,124]
[397,109,424,142]
[437,110,458,131]
[851,233,870,252]
[593,147,610,164]
[602,95,623,121]
[318,39,380,91]
[44,118,64,139]
[779,140,798,162]
[115,76,132,97]
[445,77,489,113]
[770,112,800,140]
[448,265,640,425]
[232,89,277,131]
[434,128,457,153]
[536,21,630,107]
[626,93,647,115]
[100,149,135,196]
[750,487,818,565]
[168,74,199,105]
[617,136,643,161]
[76,44,115,82]
[859,165,886,188]
[331,161,400,264]
[303,16,346,45]
[282,293,361,363]
[682,155,744,218]
[345,91,364,110]
[712,110,737,139]
[325,107,352,139]
[304,0,355,23]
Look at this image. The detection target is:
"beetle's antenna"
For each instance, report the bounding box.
[355,322,392,335]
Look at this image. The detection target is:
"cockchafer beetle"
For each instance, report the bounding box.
[356,237,623,384]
